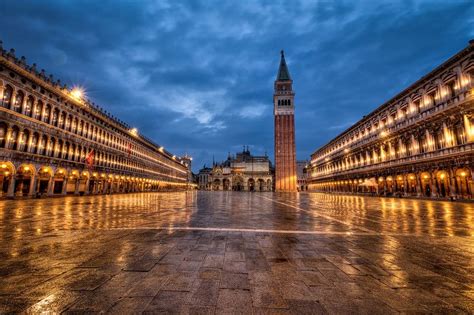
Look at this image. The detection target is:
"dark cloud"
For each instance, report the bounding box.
[1,0,472,171]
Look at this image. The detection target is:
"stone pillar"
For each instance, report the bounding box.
[383,180,387,196]
[47,177,54,196]
[61,178,68,195]
[84,178,91,195]
[28,175,37,197]
[416,174,422,197]
[6,176,15,198]
[5,127,13,149]
[403,177,408,195]
[430,176,438,198]
[448,169,457,198]
[74,179,80,195]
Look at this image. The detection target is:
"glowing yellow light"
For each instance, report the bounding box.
[380,131,388,137]
[461,172,466,177]
[71,87,84,100]
[423,175,428,179]
[5,171,10,176]
[58,170,63,174]
[83,172,87,176]
[397,176,402,180]
[23,166,30,171]
[378,178,383,182]
[1,164,6,169]
[440,174,445,179]
[130,128,138,136]
[409,175,414,180]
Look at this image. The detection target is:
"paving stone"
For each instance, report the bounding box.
[0,191,472,313]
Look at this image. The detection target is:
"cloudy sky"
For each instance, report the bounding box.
[1,0,473,171]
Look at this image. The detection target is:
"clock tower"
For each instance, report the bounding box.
[274,50,297,192]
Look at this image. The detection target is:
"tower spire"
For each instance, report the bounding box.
[277,50,291,81]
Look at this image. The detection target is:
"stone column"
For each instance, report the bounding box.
[403,176,408,196]
[416,174,422,197]
[61,178,68,195]
[448,169,457,198]
[429,176,438,198]
[28,175,37,197]
[74,179,80,195]
[84,178,91,195]
[47,178,54,196]
[6,176,15,198]
[5,127,12,149]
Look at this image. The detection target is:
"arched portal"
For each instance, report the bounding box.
[248,178,255,192]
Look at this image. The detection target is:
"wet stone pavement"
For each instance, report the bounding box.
[0,191,473,314]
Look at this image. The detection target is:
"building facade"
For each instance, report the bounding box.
[0,42,190,198]
[197,166,212,190]
[274,51,297,191]
[296,160,308,191]
[308,40,474,200]
[200,148,273,191]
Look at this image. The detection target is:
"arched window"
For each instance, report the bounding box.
[71,118,78,133]
[13,90,24,113]
[34,101,43,120]
[288,99,291,106]
[2,85,13,108]
[10,126,19,150]
[52,109,59,126]
[59,112,65,129]
[21,130,29,152]
[0,122,7,147]
[25,96,34,117]
[49,138,56,157]
[43,104,51,123]
[278,100,281,106]
[40,136,47,155]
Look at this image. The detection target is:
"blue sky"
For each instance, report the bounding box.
[1,0,473,171]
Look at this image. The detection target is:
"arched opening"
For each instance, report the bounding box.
[37,167,53,195]
[212,179,221,191]
[1,85,13,108]
[13,90,24,113]
[248,178,255,192]
[407,173,417,195]
[435,170,449,198]
[34,101,43,120]
[232,176,244,191]
[257,179,265,191]
[455,168,472,198]
[9,126,19,150]
[20,130,29,152]
[0,161,15,196]
[15,164,35,196]
[25,95,33,116]
[420,172,431,197]
[266,179,272,191]
[223,178,230,191]
[0,122,7,148]
[53,168,67,194]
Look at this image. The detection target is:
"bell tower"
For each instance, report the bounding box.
[274,50,297,192]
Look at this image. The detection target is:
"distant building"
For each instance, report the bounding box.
[197,166,212,190]
[296,160,308,191]
[199,148,273,191]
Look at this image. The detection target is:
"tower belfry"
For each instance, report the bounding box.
[273,50,297,191]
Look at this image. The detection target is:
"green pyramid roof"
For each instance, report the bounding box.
[277,50,291,81]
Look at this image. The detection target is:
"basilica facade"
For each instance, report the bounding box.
[0,42,191,198]
[199,148,273,191]
[308,40,474,200]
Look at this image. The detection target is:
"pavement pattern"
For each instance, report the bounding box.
[0,191,473,314]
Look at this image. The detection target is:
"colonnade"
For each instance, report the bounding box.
[310,167,473,199]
